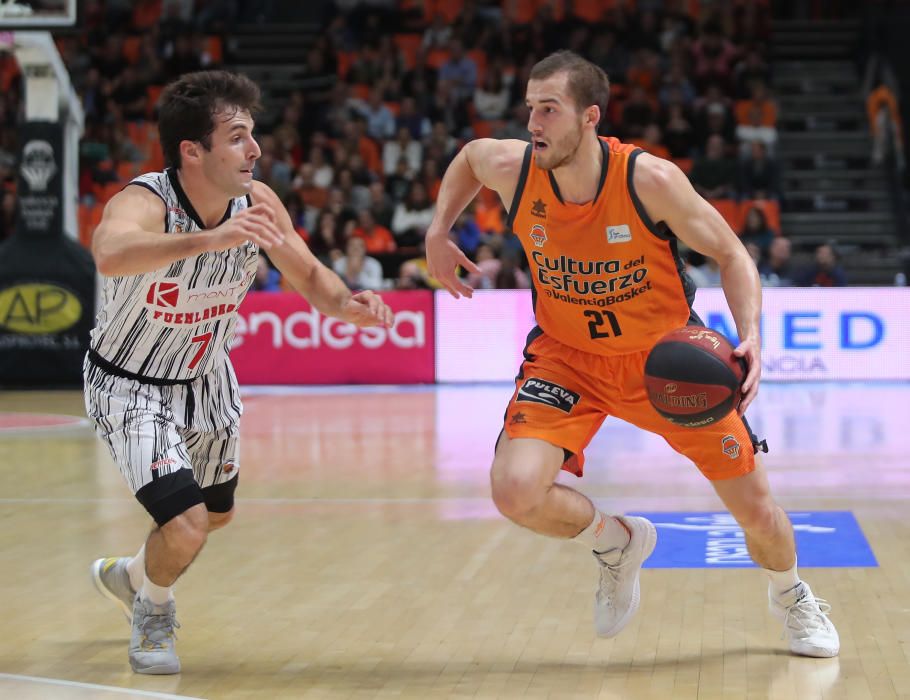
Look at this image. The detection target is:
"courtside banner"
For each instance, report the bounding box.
[232,291,434,384]
[434,288,910,382]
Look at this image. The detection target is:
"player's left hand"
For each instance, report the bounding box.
[733,335,761,415]
[342,290,394,328]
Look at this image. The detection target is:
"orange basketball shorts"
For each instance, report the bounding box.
[502,333,760,481]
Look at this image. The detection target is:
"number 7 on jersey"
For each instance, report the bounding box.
[188,331,213,370]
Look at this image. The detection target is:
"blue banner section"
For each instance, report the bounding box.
[628,511,877,568]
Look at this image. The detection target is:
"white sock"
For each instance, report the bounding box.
[575,510,631,553]
[140,575,174,606]
[126,544,145,592]
[764,559,801,601]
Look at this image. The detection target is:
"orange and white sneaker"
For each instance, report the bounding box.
[769,581,840,657]
[593,515,657,638]
[91,557,136,623]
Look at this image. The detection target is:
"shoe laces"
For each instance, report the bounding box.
[139,607,181,651]
[595,549,629,607]
[783,593,833,637]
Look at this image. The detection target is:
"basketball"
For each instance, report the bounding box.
[644,326,747,428]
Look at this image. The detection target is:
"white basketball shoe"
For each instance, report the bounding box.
[91,557,137,623]
[769,581,840,657]
[593,515,657,638]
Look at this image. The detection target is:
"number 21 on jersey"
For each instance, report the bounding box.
[584,310,622,339]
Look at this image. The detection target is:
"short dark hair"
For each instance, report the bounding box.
[529,51,610,126]
[158,70,262,169]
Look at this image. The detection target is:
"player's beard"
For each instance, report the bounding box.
[537,121,584,171]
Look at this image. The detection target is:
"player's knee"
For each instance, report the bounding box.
[490,460,548,521]
[207,507,234,531]
[136,468,207,529]
[732,499,781,538]
[159,503,209,554]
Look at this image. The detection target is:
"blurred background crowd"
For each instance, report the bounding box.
[2,0,907,290]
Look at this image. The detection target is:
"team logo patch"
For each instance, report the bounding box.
[721,435,741,459]
[531,198,547,218]
[530,224,547,248]
[516,378,580,413]
[606,225,632,243]
[509,411,528,426]
[146,282,180,307]
[168,207,190,233]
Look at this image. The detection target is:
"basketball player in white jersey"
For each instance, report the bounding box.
[85,71,392,675]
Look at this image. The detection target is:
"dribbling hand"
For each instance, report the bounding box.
[426,234,481,299]
[209,203,285,252]
[342,290,394,328]
[733,335,761,414]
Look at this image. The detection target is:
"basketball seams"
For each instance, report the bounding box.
[645,340,740,388]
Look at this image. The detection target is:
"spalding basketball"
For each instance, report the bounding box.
[644,326,747,428]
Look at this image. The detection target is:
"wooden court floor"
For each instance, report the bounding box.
[0,383,908,699]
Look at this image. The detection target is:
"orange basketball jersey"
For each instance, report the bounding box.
[508,136,695,356]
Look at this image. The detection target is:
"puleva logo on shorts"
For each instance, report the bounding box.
[606,224,632,243]
[721,435,741,459]
[516,378,580,413]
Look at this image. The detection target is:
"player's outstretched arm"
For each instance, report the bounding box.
[92,185,286,277]
[633,154,762,413]
[426,138,527,298]
[253,181,392,328]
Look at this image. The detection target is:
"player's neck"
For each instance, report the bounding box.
[550,134,603,204]
[175,169,233,230]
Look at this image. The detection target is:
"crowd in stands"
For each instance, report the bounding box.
[0,0,869,288]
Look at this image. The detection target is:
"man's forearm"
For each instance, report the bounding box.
[296,263,352,319]
[719,252,762,342]
[94,229,215,277]
[426,146,483,237]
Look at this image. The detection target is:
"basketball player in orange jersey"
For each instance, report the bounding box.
[426,51,838,657]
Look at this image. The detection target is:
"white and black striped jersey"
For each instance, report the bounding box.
[89,169,259,381]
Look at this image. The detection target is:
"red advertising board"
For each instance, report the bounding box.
[231,291,434,384]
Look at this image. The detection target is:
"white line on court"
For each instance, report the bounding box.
[0,673,206,699]
[0,495,904,505]
[457,525,511,582]
[0,419,90,434]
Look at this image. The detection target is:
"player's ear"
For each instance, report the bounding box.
[179,139,202,165]
[585,105,600,128]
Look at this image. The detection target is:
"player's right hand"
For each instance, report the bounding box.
[208,203,285,251]
[426,233,481,299]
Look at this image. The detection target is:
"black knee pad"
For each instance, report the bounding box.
[201,475,238,513]
[136,468,205,527]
